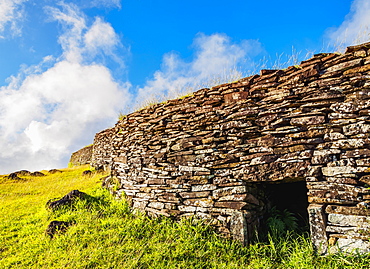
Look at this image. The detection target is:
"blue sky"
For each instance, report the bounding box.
[0,0,369,173]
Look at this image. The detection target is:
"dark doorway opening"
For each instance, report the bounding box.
[263,181,309,233]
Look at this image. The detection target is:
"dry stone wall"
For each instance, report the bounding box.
[92,42,370,254]
[91,128,115,171]
[69,145,93,166]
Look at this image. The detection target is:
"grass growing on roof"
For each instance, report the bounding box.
[1,166,370,268]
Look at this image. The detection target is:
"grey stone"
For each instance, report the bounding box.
[230,211,248,245]
[308,204,328,255]
[328,213,370,228]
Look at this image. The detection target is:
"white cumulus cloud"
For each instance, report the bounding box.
[0,0,27,38]
[45,2,123,63]
[0,2,129,174]
[84,17,122,62]
[135,33,262,108]
[328,0,370,49]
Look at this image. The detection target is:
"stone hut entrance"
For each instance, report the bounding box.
[262,180,309,233]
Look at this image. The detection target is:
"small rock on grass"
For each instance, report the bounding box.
[7,173,22,180]
[47,190,88,210]
[46,221,71,238]
[30,171,45,177]
[15,170,31,176]
[82,170,92,176]
[49,169,63,174]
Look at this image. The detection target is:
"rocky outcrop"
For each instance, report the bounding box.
[91,42,370,254]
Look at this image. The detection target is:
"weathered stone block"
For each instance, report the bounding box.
[326,225,369,239]
[214,201,248,210]
[359,175,370,184]
[328,213,370,228]
[344,64,370,75]
[321,166,368,177]
[313,149,341,156]
[276,150,313,162]
[148,201,165,209]
[249,155,277,166]
[224,91,249,103]
[311,155,332,165]
[323,132,346,141]
[330,102,356,113]
[191,184,217,192]
[212,186,247,199]
[342,149,370,158]
[330,238,370,254]
[308,189,362,203]
[178,205,197,212]
[306,182,365,192]
[343,123,370,136]
[219,194,248,202]
[325,58,363,73]
[183,198,214,208]
[328,113,357,120]
[132,200,148,210]
[326,158,356,167]
[273,145,315,154]
[146,178,166,185]
[330,139,369,149]
[308,204,328,255]
[179,191,210,199]
[290,116,325,126]
[356,158,370,166]
[326,205,370,216]
[326,177,358,185]
[146,207,171,217]
[179,165,210,172]
[230,211,248,245]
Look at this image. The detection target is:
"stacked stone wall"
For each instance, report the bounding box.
[69,145,93,166]
[91,128,115,171]
[91,42,370,254]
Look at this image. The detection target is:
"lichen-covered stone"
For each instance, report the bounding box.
[308,204,328,255]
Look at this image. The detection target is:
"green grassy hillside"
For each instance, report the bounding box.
[0,166,369,268]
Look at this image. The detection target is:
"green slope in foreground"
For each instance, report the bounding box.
[0,166,369,268]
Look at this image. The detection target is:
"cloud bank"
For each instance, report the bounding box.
[328,0,370,49]
[0,2,129,174]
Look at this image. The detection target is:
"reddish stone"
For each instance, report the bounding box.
[290,116,326,126]
[224,91,249,103]
[214,201,248,210]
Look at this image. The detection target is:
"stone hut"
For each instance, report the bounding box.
[69,145,93,166]
[91,42,370,254]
